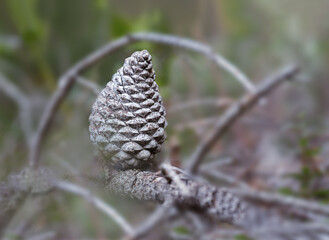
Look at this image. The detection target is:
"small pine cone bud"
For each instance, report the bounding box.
[89,50,167,170]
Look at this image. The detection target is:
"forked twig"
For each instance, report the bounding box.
[161,162,191,196]
[187,65,300,173]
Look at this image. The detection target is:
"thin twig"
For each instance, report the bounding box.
[161,162,191,196]
[200,157,233,170]
[231,188,329,217]
[75,76,101,95]
[202,169,249,189]
[187,65,300,174]
[168,97,232,114]
[26,231,56,240]
[174,116,220,132]
[0,73,32,143]
[29,32,250,168]
[132,200,175,239]
[131,33,254,92]
[56,180,135,236]
[29,36,132,168]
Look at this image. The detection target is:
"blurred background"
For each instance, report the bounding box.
[0,0,328,239]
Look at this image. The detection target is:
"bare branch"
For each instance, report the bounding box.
[249,222,329,240]
[0,172,29,238]
[107,169,246,224]
[56,180,135,236]
[29,36,132,168]
[0,73,33,143]
[202,169,249,189]
[231,188,329,217]
[29,32,250,168]
[187,65,300,173]
[133,200,175,239]
[161,162,191,196]
[26,231,56,240]
[200,157,233,170]
[75,76,101,95]
[168,97,232,114]
[131,32,254,92]
[174,116,220,132]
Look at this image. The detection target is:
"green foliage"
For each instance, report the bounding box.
[235,234,254,240]
[278,187,295,196]
[298,136,320,159]
[173,226,190,235]
[178,128,198,157]
[5,0,46,46]
[110,10,169,38]
[277,114,328,202]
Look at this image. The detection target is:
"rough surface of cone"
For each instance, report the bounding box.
[89,50,167,169]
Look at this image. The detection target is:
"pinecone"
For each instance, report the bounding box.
[89,50,167,170]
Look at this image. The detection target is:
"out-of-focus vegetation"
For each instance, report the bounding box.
[0,0,328,239]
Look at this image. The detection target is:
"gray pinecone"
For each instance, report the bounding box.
[89,50,167,170]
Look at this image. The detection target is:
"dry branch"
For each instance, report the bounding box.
[168,97,232,114]
[29,32,250,168]
[231,188,329,217]
[56,180,135,236]
[131,33,254,91]
[187,65,300,173]
[107,169,246,225]
[0,172,30,238]
[75,76,101,95]
[133,201,176,239]
[0,73,32,143]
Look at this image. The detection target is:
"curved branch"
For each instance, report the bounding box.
[0,73,33,143]
[29,32,251,168]
[131,32,253,91]
[28,36,132,168]
[187,65,300,174]
[56,181,135,236]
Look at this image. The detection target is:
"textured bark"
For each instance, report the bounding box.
[107,169,246,224]
[0,173,29,238]
[0,167,55,238]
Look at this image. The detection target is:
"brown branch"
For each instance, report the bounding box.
[29,32,250,169]
[107,169,247,225]
[187,65,300,174]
